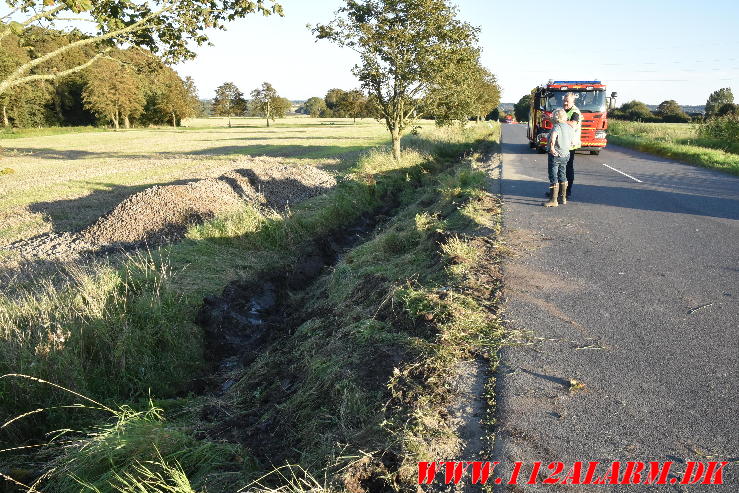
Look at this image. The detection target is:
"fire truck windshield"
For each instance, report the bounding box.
[545,90,606,112]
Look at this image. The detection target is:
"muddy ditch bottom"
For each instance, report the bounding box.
[195,201,399,395]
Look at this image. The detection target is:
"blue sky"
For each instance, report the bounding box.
[174,0,739,105]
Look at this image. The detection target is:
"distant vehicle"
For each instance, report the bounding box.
[503,114,516,124]
[527,80,617,155]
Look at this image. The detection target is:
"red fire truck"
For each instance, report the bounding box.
[527,80,617,155]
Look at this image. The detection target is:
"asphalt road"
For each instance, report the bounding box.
[492,124,738,491]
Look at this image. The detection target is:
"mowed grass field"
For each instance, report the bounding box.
[0,117,412,245]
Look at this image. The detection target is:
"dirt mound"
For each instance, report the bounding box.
[232,162,337,209]
[82,172,260,246]
[10,161,336,258]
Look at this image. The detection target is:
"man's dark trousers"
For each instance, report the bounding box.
[566,150,575,197]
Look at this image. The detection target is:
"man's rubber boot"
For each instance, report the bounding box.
[543,183,559,207]
[559,181,568,205]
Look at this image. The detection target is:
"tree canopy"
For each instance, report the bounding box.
[300,97,327,117]
[212,82,246,126]
[324,88,347,115]
[152,69,200,127]
[338,89,367,123]
[427,63,499,125]
[250,81,283,127]
[656,100,690,123]
[0,0,283,98]
[513,94,531,122]
[82,57,145,130]
[705,87,734,118]
[314,0,481,160]
[612,100,655,122]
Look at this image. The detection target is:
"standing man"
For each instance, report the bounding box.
[543,108,574,207]
[563,92,582,198]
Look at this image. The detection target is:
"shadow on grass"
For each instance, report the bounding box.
[2,142,381,163]
[203,135,385,142]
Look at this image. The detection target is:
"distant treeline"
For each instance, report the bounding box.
[0,25,199,129]
[201,83,502,124]
[295,87,502,122]
[609,90,738,123]
[295,89,379,120]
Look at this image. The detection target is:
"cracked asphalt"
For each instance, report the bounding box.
[491,124,739,492]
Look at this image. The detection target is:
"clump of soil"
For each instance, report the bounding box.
[9,160,336,259]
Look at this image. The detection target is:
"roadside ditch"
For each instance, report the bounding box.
[1,125,505,493]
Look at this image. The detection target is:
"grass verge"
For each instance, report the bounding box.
[608,121,739,176]
[1,122,504,492]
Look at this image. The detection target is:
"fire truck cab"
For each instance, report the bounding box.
[527,80,617,155]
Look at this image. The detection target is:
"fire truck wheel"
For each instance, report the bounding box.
[537,147,546,154]
[529,141,536,148]
[590,150,600,155]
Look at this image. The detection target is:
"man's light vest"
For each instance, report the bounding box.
[566,105,582,150]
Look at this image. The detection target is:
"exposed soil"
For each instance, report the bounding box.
[196,207,393,384]
[7,161,336,259]
[193,201,401,475]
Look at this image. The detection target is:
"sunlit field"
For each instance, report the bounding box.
[608,120,739,175]
[0,117,434,245]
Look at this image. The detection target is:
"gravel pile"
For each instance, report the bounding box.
[8,160,336,259]
[82,171,260,246]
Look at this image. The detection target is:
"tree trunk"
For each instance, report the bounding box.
[391,126,401,162]
[266,101,270,127]
[112,109,119,131]
[172,112,176,127]
[1,105,8,127]
[228,114,231,128]
[53,84,64,122]
[123,115,130,129]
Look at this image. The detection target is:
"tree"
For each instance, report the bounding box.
[470,69,500,122]
[302,96,327,117]
[424,59,494,125]
[1,26,97,127]
[717,102,739,117]
[250,82,282,127]
[271,96,292,119]
[82,58,145,129]
[212,82,246,127]
[314,0,480,161]
[514,94,531,123]
[705,88,734,119]
[153,68,198,127]
[338,89,367,123]
[656,100,689,123]
[614,100,654,121]
[0,0,283,103]
[325,88,347,115]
